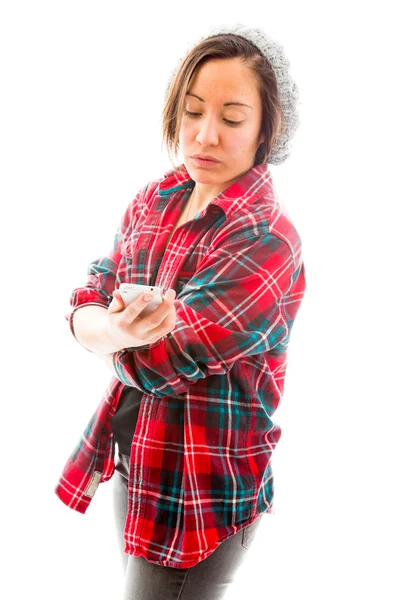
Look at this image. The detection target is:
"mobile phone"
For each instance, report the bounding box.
[117,283,164,317]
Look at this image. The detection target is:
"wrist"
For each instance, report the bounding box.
[97,315,121,358]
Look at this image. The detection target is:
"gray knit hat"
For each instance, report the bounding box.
[164,23,301,165]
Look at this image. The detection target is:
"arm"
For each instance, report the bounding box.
[111,230,306,396]
[71,305,122,359]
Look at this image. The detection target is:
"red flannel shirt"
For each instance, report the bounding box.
[54,162,306,569]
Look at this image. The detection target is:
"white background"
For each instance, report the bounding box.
[1,1,399,598]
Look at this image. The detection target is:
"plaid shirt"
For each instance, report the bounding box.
[54,162,306,568]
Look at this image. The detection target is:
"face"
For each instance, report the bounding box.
[178,57,266,203]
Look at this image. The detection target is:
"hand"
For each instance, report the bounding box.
[101,288,177,353]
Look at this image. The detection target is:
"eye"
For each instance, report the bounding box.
[184,109,242,126]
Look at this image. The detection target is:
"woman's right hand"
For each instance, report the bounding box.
[101,288,177,353]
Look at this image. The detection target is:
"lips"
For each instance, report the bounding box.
[191,156,221,167]
[192,155,220,162]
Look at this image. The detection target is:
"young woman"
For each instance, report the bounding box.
[55,23,306,599]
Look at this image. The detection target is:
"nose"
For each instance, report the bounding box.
[195,116,219,147]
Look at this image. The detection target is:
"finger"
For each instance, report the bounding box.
[165,289,176,302]
[122,293,154,323]
[108,290,124,313]
[121,289,175,329]
[147,312,176,341]
[139,293,176,329]
[113,290,124,303]
[143,317,175,344]
[161,311,176,332]
[148,299,176,330]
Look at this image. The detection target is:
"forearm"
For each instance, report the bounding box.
[71,305,119,359]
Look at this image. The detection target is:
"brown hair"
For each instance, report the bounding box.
[161,33,283,172]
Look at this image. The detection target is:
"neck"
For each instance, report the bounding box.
[187,188,212,217]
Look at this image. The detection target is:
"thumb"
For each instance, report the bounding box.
[109,290,124,313]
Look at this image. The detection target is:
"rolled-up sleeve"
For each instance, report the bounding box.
[65,186,147,346]
[111,230,306,395]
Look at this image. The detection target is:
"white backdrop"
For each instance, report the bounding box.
[1,1,399,598]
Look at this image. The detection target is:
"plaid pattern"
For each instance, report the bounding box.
[55,162,306,568]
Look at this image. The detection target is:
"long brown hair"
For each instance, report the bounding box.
[161,33,283,172]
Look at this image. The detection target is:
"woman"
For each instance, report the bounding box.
[55,23,306,599]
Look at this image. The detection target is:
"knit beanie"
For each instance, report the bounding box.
[164,23,301,165]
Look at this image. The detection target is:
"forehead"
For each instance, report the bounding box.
[186,58,258,107]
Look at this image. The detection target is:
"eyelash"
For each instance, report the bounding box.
[184,109,242,126]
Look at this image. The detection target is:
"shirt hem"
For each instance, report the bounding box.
[122,510,271,569]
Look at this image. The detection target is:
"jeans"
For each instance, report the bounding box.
[112,451,264,600]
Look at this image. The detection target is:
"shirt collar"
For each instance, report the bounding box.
[158,162,276,218]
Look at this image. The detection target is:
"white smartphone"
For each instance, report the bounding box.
[118,283,164,317]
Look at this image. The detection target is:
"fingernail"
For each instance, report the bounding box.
[143,293,153,302]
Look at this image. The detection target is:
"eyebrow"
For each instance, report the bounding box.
[185,92,253,109]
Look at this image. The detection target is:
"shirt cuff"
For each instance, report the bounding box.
[68,302,110,353]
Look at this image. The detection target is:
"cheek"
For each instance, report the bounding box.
[179,123,193,146]
[227,131,253,155]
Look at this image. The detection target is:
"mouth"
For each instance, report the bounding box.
[191,156,221,166]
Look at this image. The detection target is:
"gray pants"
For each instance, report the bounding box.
[112,451,264,600]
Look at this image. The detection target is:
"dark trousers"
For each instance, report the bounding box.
[112,451,264,600]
